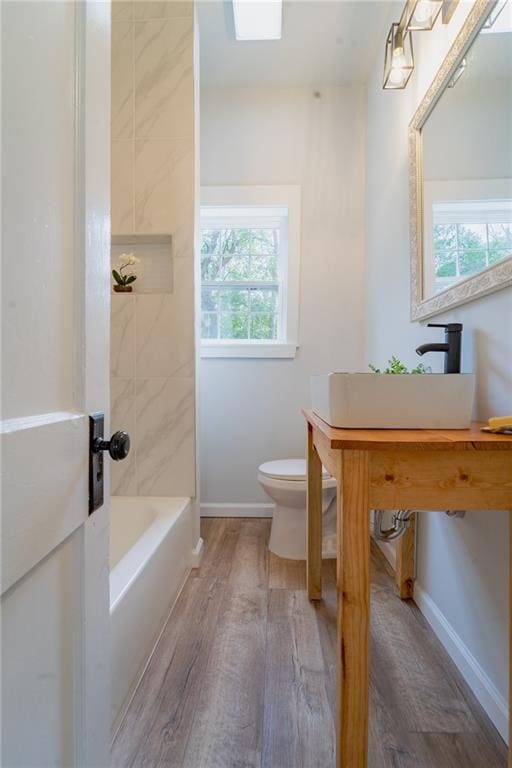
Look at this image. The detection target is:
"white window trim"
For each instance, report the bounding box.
[199,185,301,359]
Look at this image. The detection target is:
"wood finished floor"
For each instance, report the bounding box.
[112,518,507,768]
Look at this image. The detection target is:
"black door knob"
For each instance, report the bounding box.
[93,431,130,461]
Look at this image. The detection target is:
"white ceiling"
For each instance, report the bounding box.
[198,1,399,87]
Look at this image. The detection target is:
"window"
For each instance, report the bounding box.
[432,199,512,292]
[201,210,284,342]
[200,187,301,358]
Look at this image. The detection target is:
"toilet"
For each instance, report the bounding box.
[258,459,336,560]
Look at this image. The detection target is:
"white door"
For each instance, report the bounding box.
[1,2,112,766]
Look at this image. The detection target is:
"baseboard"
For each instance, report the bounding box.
[414,584,508,744]
[190,536,204,568]
[200,502,274,518]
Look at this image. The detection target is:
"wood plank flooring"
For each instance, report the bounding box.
[112,518,507,768]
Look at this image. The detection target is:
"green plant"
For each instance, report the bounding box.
[368,356,430,374]
[112,253,140,286]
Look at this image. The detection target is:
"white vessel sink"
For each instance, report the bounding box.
[311,373,475,429]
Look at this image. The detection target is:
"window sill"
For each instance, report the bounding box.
[200,342,298,359]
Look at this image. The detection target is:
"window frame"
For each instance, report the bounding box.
[199,186,301,359]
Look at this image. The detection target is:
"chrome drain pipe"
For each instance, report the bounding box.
[374,508,466,542]
[374,509,414,541]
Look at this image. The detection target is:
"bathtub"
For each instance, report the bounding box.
[110,496,194,733]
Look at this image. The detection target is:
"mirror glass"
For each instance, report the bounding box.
[421,0,512,300]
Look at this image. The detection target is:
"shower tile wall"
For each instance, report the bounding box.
[111,0,196,497]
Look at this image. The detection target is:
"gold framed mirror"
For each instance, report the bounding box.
[409,0,512,321]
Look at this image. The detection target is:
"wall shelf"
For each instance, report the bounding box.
[111,234,172,246]
[111,235,173,294]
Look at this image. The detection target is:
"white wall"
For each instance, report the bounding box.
[365,3,511,739]
[200,85,366,506]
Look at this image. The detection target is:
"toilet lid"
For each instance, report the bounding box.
[258,459,331,481]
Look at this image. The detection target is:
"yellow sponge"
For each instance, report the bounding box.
[488,415,512,430]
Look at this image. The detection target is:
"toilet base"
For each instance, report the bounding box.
[269,499,336,561]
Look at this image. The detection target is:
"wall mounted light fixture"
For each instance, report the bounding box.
[383,23,414,89]
[383,0,457,90]
[406,0,443,31]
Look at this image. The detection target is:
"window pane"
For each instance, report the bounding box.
[434,224,457,251]
[219,288,249,312]
[488,223,512,250]
[250,252,278,280]
[201,229,223,281]
[457,223,486,250]
[220,312,248,339]
[435,251,457,277]
[251,228,279,255]
[202,287,219,311]
[221,228,251,255]
[459,249,487,275]
[201,312,218,339]
[201,254,223,281]
[489,248,511,266]
[220,252,251,280]
[201,229,221,255]
[250,313,277,340]
[249,287,278,312]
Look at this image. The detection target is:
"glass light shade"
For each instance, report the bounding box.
[406,0,443,31]
[383,24,414,90]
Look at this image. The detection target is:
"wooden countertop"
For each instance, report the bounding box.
[303,409,512,451]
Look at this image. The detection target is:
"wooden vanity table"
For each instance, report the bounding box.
[304,409,512,768]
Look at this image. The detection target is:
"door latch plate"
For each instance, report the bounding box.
[89,412,105,514]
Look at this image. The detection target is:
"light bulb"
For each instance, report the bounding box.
[391,46,406,69]
[388,67,405,86]
[388,45,407,85]
[413,0,435,24]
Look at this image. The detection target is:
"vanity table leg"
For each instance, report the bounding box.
[337,450,371,768]
[509,510,511,768]
[395,512,415,599]
[307,423,322,600]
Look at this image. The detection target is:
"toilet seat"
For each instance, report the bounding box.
[258,459,331,482]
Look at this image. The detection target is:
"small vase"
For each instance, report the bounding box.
[113,284,133,293]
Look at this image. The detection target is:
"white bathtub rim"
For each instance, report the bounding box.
[110,496,190,613]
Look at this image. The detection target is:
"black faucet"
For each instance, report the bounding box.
[415,323,462,374]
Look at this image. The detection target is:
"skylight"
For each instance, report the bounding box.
[232,0,283,41]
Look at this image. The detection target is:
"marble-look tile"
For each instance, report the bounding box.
[112,1,133,21]
[134,18,194,139]
[134,138,193,258]
[112,21,133,140]
[111,378,137,496]
[135,275,194,378]
[133,1,193,19]
[112,141,134,234]
[136,377,195,496]
[111,294,136,377]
